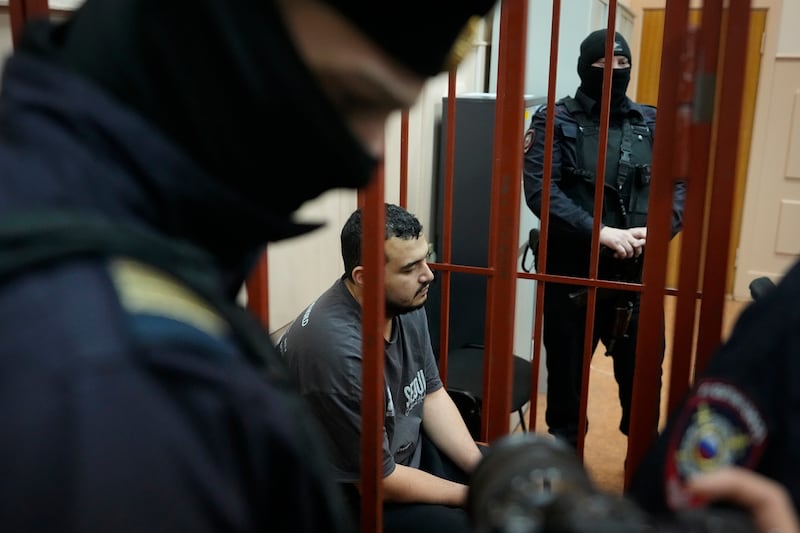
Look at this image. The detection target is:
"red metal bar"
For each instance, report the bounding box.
[429,262,492,277]
[625,0,690,487]
[359,166,386,531]
[435,71,459,387]
[245,252,269,328]
[8,0,26,47]
[482,0,528,442]
[8,0,49,47]
[695,2,752,374]
[529,0,562,434]
[576,3,620,457]
[668,0,724,417]
[399,111,409,208]
[520,269,693,299]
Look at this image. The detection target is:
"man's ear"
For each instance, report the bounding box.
[351,265,366,287]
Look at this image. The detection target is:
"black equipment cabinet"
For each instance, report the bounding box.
[427,93,545,357]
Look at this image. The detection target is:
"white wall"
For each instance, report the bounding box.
[777,0,800,54]
[267,189,358,330]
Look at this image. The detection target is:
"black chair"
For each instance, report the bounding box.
[444,344,533,440]
[749,276,776,301]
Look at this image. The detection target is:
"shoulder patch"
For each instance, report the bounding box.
[523,129,535,153]
[663,378,767,510]
[109,258,228,337]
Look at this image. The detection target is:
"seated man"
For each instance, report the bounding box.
[278,203,484,531]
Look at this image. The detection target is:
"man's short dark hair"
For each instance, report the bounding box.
[341,203,423,280]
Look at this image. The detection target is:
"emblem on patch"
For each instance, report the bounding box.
[523,129,535,153]
[664,379,767,510]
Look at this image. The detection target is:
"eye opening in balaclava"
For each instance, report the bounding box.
[577,29,632,111]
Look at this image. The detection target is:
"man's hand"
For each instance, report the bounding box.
[382,464,469,507]
[599,226,647,259]
[685,467,799,533]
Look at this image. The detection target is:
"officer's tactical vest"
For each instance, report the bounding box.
[560,96,654,229]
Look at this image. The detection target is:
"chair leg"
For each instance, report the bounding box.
[518,408,527,432]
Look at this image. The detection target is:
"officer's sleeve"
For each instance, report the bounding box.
[522,106,595,236]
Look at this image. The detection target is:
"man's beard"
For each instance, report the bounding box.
[385,284,430,317]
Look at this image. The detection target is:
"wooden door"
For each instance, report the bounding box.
[636,8,766,294]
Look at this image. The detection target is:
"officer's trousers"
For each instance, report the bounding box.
[541,281,664,447]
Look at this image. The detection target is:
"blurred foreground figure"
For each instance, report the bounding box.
[469,433,797,533]
[0,0,496,531]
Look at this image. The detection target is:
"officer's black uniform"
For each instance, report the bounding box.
[522,30,686,446]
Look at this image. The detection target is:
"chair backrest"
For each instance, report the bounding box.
[445,344,533,438]
[446,388,482,441]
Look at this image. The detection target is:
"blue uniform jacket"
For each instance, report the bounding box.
[0,54,349,532]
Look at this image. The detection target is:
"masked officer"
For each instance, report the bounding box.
[522,29,687,447]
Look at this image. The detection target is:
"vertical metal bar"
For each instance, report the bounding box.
[695,2,752,374]
[576,2,619,457]
[359,166,386,532]
[625,0,690,487]
[399,111,410,208]
[668,1,724,417]
[483,0,528,442]
[9,0,49,48]
[8,0,26,48]
[530,0,563,433]
[245,252,269,328]
[24,0,48,14]
[436,71,459,386]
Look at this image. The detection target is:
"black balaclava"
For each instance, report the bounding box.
[577,29,632,111]
[16,0,497,241]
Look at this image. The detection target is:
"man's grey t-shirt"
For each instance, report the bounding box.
[278,277,443,483]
